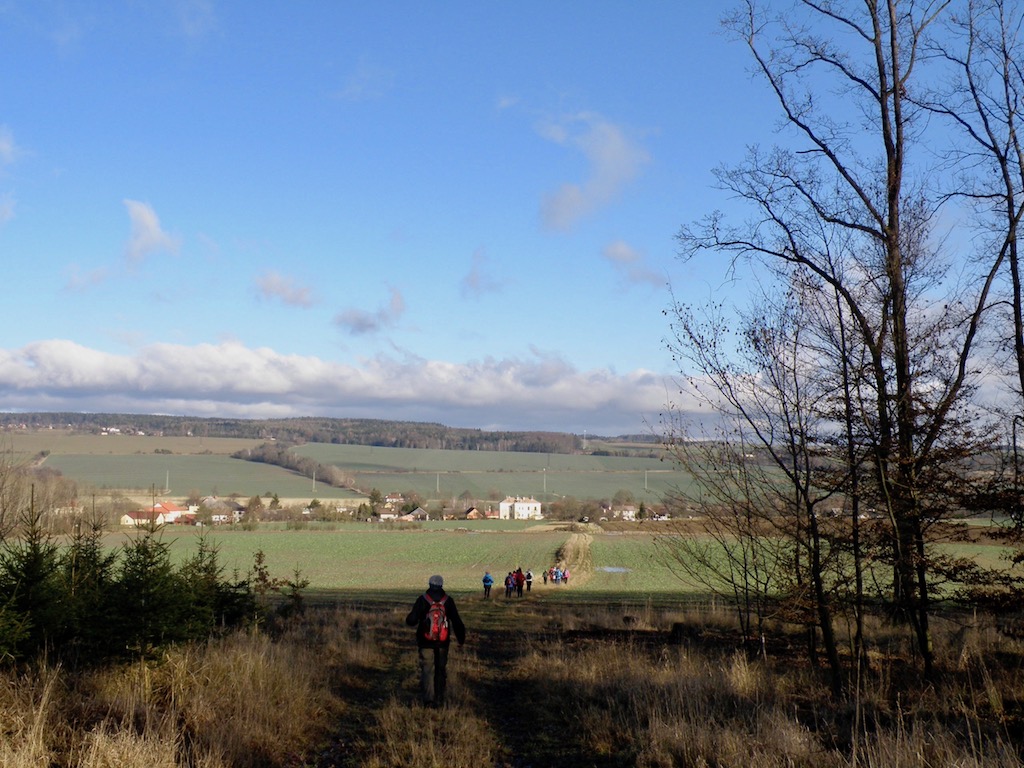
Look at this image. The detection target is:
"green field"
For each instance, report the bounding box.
[46,454,360,501]
[7,430,692,505]
[5,431,261,458]
[103,523,690,597]
[293,442,689,503]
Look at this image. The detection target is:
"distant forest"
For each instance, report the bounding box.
[0,412,657,454]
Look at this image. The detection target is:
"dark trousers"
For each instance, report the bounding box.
[418,645,450,705]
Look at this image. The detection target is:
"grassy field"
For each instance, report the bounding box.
[5,429,691,505]
[104,522,691,599]
[47,453,361,501]
[6,431,350,500]
[293,442,688,503]
[5,431,261,458]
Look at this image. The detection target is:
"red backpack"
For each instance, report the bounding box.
[420,593,450,643]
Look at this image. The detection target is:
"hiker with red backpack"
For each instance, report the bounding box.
[405,574,466,708]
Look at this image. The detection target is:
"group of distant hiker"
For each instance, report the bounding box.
[480,567,533,597]
[542,565,570,585]
[403,564,573,709]
[479,564,572,598]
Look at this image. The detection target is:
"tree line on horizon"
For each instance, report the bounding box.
[0,412,623,453]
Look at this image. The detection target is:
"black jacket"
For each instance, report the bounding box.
[405,586,466,648]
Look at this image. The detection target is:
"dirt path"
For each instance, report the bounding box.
[311,612,622,767]
[554,531,594,587]
[308,533,624,767]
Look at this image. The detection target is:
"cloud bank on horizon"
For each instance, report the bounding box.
[0,339,674,435]
[0,3,756,435]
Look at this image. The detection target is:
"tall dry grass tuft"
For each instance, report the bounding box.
[0,600,1020,766]
[0,665,64,768]
[508,639,822,766]
[74,727,226,768]
[363,696,499,768]
[0,618,354,767]
[158,630,338,764]
[493,615,1022,768]
[852,709,1021,768]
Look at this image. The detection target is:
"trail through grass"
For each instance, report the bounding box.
[310,596,630,767]
[309,529,616,767]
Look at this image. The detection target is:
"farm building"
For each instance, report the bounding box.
[121,510,166,527]
[616,506,637,522]
[120,502,196,527]
[201,496,245,524]
[498,496,543,520]
[398,507,430,522]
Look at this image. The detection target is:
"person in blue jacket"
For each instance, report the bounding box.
[405,575,466,707]
[482,570,494,598]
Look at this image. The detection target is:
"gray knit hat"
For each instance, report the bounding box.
[428,574,444,587]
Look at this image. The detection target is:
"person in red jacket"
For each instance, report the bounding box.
[405,574,466,707]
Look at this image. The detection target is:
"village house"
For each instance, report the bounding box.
[616,506,637,522]
[498,496,543,520]
[120,510,166,527]
[119,501,196,527]
[201,496,245,524]
[151,501,189,522]
[398,507,430,522]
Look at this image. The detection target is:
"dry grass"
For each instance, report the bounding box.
[0,665,64,767]
[0,600,1021,767]
[363,697,499,768]
[0,625,346,767]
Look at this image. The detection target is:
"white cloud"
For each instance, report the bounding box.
[0,339,674,434]
[334,287,406,335]
[460,248,503,298]
[335,56,395,102]
[0,128,18,226]
[63,264,110,291]
[0,193,13,225]
[539,112,649,231]
[0,125,17,168]
[123,199,179,264]
[256,270,315,308]
[174,0,217,38]
[602,239,664,288]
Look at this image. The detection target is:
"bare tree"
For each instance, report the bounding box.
[0,441,37,541]
[921,0,1024,403]
[674,0,1002,679]
[662,285,854,695]
[918,0,1024,545]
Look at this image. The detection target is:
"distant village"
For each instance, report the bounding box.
[120,493,645,527]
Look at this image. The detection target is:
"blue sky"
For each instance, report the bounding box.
[0,1,771,435]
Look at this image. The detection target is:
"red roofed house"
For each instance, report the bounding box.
[120,501,196,527]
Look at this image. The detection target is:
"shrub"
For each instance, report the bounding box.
[0,523,290,667]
